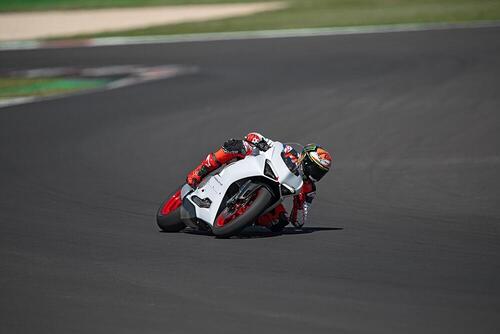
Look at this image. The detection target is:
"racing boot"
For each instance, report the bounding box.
[186,153,221,188]
[186,141,250,188]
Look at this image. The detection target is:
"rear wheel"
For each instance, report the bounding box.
[157,189,186,232]
[212,187,272,238]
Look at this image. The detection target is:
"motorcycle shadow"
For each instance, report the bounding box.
[183,226,343,239]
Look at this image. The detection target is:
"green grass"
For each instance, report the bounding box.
[62,0,500,39]
[1,0,500,39]
[0,0,271,12]
[0,78,110,98]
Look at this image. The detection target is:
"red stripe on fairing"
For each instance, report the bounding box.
[160,189,182,215]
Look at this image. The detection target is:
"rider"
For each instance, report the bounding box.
[186,132,332,231]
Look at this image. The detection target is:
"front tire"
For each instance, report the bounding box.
[212,187,272,238]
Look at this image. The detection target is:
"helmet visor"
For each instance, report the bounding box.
[302,154,328,181]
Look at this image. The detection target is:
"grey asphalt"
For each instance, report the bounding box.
[1,27,500,334]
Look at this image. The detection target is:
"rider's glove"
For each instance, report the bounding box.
[244,132,271,152]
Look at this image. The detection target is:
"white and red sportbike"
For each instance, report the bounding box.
[156,141,303,238]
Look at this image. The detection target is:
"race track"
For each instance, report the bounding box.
[1,27,500,333]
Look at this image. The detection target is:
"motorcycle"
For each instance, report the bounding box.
[156,141,303,238]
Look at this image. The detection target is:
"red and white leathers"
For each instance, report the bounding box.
[186,132,316,230]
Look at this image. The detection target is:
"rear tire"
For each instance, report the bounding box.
[157,207,185,232]
[157,189,186,232]
[212,187,272,238]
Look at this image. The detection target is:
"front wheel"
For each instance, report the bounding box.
[212,187,272,238]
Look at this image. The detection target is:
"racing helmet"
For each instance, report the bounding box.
[300,144,332,181]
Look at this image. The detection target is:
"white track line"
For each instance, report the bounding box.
[1,20,499,51]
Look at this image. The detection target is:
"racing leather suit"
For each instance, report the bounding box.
[186,133,316,230]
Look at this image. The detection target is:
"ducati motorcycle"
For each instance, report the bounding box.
[157,141,303,238]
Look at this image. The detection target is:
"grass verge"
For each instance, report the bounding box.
[0,78,109,98]
[2,0,500,39]
[89,0,500,38]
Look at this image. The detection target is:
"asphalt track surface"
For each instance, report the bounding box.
[1,27,500,334]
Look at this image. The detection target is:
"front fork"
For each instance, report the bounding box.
[226,180,259,208]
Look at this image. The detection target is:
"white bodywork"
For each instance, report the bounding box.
[182,141,303,226]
